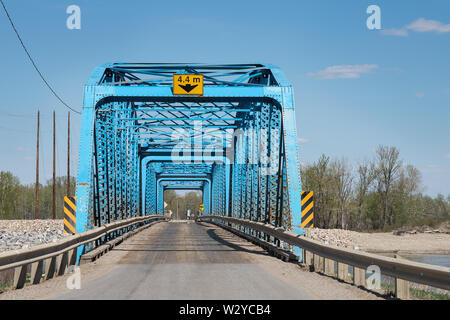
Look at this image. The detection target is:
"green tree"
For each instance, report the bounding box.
[0,171,20,219]
[164,190,202,219]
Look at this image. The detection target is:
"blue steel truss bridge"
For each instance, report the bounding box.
[2,63,447,300]
[75,63,304,260]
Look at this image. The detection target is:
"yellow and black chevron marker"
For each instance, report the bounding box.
[64,196,77,234]
[301,191,314,228]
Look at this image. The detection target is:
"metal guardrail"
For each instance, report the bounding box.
[199,215,450,298]
[0,215,167,289]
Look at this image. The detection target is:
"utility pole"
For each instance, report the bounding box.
[35,110,40,219]
[52,110,56,219]
[67,111,70,196]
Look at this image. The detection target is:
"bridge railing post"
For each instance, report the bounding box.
[57,252,69,276]
[394,254,410,299]
[313,253,324,273]
[30,260,43,285]
[325,259,336,277]
[303,250,314,271]
[337,262,350,282]
[353,266,366,287]
[44,256,57,280]
[395,278,410,299]
[13,264,28,289]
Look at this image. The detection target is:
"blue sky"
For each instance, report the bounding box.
[0,0,449,196]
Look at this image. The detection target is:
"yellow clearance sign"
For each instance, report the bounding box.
[173,74,204,95]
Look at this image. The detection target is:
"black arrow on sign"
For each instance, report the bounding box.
[179,84,198,93]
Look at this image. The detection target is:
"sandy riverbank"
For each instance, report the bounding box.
[304,227,450,255]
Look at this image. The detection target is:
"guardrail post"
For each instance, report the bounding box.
[337,262,349,282]
[304,250,314,271]
[58,252,69,276]
[45,256,57,280]
[394,255,410,299]
[325,259,336,277]
[13,264,28,289]
[313,253,319,272]
[313,254,324,272]
[324,258,331,275]
[68,248,77,267]
[30,260,43,284]
[395,278,410,299]
[354,267,366,287]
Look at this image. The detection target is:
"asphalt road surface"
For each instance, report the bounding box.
[54,221,315,300]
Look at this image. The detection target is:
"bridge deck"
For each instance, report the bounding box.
[0,222,380,300]
[55,222,314,299]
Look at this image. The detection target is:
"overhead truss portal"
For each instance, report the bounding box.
[75,63,304,258]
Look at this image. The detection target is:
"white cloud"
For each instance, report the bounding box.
[406,18,450,33]
[381,28,408,36]
[307,64,378,80]
[381,18,450,36]
[415,92,425,98]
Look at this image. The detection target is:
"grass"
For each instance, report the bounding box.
[0,280,13,293]
[0,272,36,294]
[381,282,450,300]
[410,287,450,300]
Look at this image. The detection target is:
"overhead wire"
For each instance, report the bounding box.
[0,0,81,115]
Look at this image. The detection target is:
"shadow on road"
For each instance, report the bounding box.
[204,227,268,257]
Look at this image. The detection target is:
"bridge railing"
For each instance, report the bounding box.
[0,215,167,290]
[199,215,450,299]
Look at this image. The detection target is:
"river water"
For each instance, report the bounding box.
[402,254,450,268]
[353,253,450,295]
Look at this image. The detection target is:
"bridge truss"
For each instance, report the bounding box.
[75,63,304,259]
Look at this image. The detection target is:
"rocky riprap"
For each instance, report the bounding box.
[304,228,361,249]
[0,220,69,253]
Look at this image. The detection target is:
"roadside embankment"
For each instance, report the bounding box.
[304,224,450,299]
[304,224,450,255]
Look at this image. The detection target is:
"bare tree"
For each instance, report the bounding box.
[300,154,333,228]
[393,164,423,225]
[403,165,422,195]
[330,158,353,229]
[375,146,402,228]
[355,159,377,229]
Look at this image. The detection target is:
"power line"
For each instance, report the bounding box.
[0,110,70,119]
[0,0,81,115]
